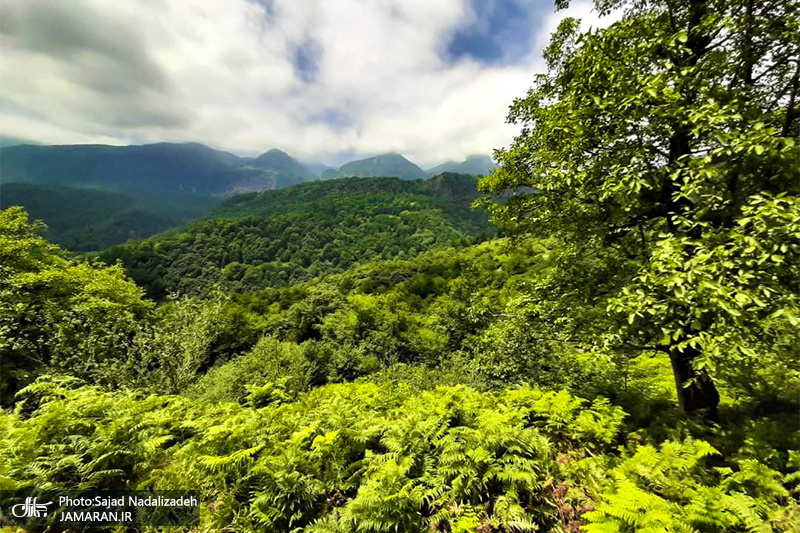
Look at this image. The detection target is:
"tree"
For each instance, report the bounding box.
[0,207,153,403]
[479,0,800,417]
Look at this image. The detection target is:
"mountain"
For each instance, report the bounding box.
[99,173,493,298]
[322,153,427,180]
[0,143,493,253]
[249,148,301,170]
[0,182,219,251]
[0,142,313,195]
[228,148,316,194]
[302,160,334,178]
[0,136,38,148]
[426,155,496,177]
[248,149,314,180]
[0,143,318,249]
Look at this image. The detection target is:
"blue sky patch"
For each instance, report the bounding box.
[446,0,547,65]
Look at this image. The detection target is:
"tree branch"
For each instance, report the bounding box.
[782,60,800,136]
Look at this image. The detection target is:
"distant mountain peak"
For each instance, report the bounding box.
[327,153,426,180]
[0,142,314,195]
[425,154,496,177]
[251,148,297,168]
[464,154,493,162]
[257,148,290,157]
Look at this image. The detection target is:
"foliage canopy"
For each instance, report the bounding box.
[478,0,800,417]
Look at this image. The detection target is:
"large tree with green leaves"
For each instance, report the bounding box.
[479,0,800,418]
[0,207,153,403]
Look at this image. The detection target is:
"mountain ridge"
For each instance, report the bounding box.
[322,153,427,180]
[1,142,494,251]
[0,142,311,195]
[1,142,494,191]
[425,154,496,177]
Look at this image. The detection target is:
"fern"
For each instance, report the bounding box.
[3,379,796,533]
[584,439,798,533]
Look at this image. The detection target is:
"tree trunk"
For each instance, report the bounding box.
[668,344,720,420]
[660,0,720,420]
[782,60,799,137]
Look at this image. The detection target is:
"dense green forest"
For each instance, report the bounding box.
[4,206,797,531]
[1,0,799,531]
[99,174,492,298]
[0,182,219,251]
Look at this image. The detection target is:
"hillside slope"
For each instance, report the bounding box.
[0,143,314,195]
[426,155,496,177]
[0,183,219,251]
[322,153,426,180]
[99,174,493,298]
[0,143,320,250]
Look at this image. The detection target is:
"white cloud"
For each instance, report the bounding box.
[0,0,611,167]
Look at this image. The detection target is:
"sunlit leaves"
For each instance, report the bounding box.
[478,0,800,409]
[1,379,625,533]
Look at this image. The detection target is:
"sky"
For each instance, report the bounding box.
[0,0,612,167]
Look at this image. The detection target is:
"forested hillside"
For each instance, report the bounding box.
[0,182,218,251]
[0,143,318,250]
[99,174,493,298]
[321,154,427,180]
[1,0,799,531]
[0,143,314,195]
[0,144,483,252]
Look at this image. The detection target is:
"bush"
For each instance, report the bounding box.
[187,336,311,403]
[585,439,799,532]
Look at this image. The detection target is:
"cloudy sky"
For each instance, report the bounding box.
[0,0,610,166]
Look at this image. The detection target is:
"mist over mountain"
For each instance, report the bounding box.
[228,148,317,194]
[322,153,427,180]
[248,149,302,170]
[0,142,489,193]
[426,155,496,177]
[0,137,39,148]
[302,161,335,179]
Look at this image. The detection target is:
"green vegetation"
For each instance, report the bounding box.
[100,174,493,298]
[0,182,219,251]
[478,0,799,418]
[0,143,313,195]
[2,200,797,530]
[1,0,798,531]
[0,379,625,532]
[322,153,427,180]
[0,207,153,404]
